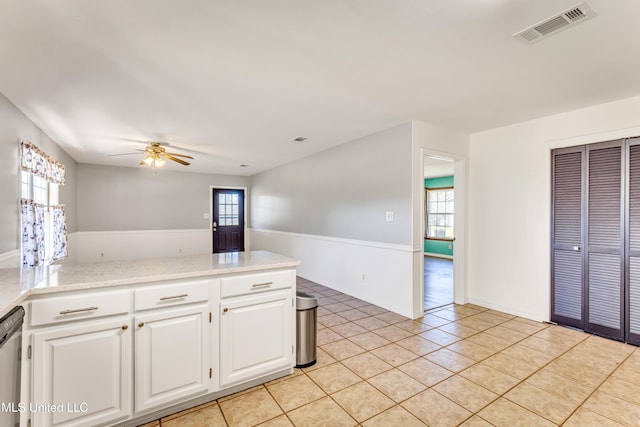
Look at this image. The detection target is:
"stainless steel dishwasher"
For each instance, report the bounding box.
[0,306,25,427]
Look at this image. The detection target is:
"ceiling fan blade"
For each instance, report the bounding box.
[162,153,190,166]
[108,152,141,156]
[165,152,194,159]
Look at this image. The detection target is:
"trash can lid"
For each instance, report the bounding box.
[296,291,318,310]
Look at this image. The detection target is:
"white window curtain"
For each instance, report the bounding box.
[21,199,42,267]
[20,200,67,267]
[20,141,67,267]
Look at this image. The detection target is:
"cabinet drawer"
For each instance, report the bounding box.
[135,279,209,311]
[220,270,292,298]
[30,290,131,327]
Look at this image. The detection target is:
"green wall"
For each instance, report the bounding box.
[424,176,454,256]
[424,176,453,188]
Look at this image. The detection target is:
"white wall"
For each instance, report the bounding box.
[468,95,640,321]
[251,123,413,245]
[73,164,249,262]
[77,164,249,231]
[250,229,415,317]
[74,229,209,263]
[250,123,416,316]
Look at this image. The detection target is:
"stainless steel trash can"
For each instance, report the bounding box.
[295,291,318,368]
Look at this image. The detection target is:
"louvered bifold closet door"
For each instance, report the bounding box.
[586,141,625,341]
[627,139,640,345]
[551,148,585,328]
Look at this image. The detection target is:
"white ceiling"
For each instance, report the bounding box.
[424,156,454,179]
[1,0,640,175]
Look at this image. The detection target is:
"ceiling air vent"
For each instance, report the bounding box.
[513,2,594,44]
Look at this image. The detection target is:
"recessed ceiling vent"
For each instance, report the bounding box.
[513,2,594,44]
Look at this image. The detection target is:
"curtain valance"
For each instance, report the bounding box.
[20,141,66,185]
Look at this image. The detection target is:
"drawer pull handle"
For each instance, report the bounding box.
[251,282,273,289]
[223,308,228,313]
[59,306,98,315]
[138,322,145,328]
[159,293,189,301]
[121,325,128,331]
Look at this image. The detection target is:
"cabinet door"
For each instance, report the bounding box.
[31,318,132,427]
[220,290,293,388]
[135,304,209,413]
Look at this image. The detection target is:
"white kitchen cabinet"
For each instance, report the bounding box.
[31,317,132,427]
[134,303,210,413]
[19,258,298,426]
[219,289,293,388]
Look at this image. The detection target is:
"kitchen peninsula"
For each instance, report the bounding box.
[1,250,300,427]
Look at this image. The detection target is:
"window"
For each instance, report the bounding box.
[20,141,67,267]
[22,172,61,265]
[426,188,454,239]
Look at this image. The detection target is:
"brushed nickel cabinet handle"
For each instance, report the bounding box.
[159,294,188,301]
[59,306,98,315]
[251,282,273,289]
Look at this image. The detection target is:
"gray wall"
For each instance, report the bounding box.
[77,164,250,231]
[250,123,413,245]
[0,93,77,253]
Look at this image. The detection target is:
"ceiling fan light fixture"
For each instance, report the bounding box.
[111,141,193,170]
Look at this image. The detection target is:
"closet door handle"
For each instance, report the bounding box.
[573,246,581,252]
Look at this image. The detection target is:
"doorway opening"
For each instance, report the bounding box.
[423,156,455,311]
[211,186,247,253]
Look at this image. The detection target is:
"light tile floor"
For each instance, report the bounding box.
[141,277,640,426]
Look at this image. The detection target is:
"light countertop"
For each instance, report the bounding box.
[0,250,300,318]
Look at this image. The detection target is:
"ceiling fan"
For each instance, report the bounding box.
[109,142,194,170]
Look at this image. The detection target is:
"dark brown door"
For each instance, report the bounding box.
[584,141,625,341]
[212,188,245,253]
[551,147,585,329]
[627,139,640,345]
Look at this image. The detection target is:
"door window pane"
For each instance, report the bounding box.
[218,192,240,226]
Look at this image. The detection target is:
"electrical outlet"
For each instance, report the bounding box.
[385,211,394,222]
[362,273,367,281]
